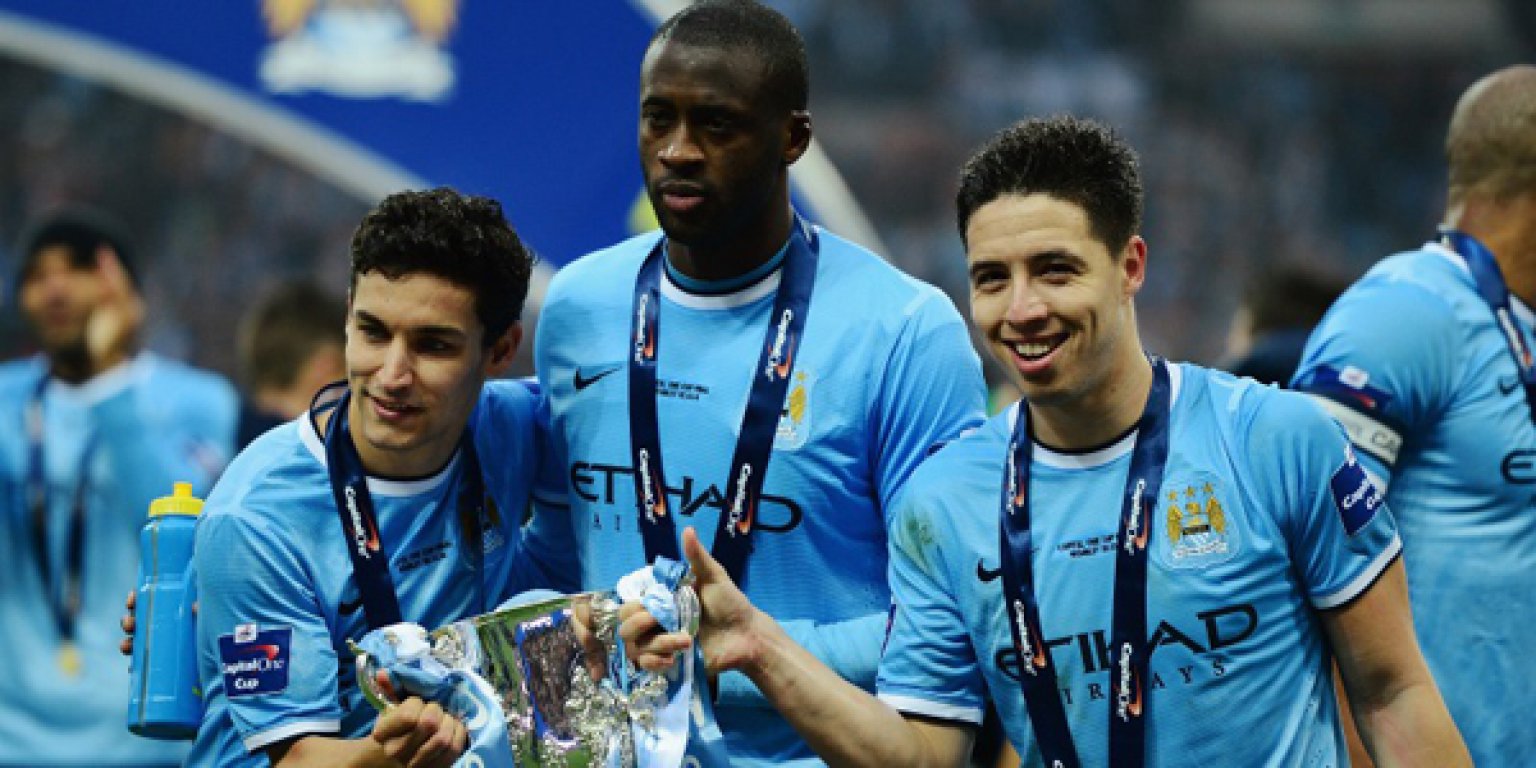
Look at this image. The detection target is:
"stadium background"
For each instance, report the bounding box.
[0,0,1531,395]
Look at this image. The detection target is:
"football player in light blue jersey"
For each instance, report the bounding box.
[535,2,985,765]
[0,212,237,768]
[622,116,1469,767]
[186,189,579,767]
[1294,65,1536,765]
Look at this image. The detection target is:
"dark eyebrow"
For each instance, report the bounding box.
[412,325,468,343]
[1030,248,1083,265]
[353,310,467,342]
[967,258,1006,280]
[354,309,385,327]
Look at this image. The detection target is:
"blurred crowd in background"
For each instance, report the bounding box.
[0,0,1531,393]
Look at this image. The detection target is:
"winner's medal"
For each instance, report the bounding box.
[57,640,81,678]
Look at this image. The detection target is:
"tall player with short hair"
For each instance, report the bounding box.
[1294,65,1536,764]
[623,116,1469,767]
[187,188,579,767]
[535,1,986,764]
[0,211,238,767]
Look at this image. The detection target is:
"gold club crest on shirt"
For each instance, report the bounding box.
[774,370,814,450]
[1160,475,1240,569]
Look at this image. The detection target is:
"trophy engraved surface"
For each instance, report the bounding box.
[355,584,695,767]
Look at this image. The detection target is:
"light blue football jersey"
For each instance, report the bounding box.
[0,353,236,767]
[1294,242,1536,764]
[536,226,986,766]
[187,380,578,765]
[878,364,1401,767]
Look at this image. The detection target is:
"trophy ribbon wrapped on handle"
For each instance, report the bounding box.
[352,558,724,767]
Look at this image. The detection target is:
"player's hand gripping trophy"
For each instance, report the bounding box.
[352,559,716,767]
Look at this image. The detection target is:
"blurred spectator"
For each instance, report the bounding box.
[234,280,346,448]
[1222,265,1348,385]
[0,210,237,766]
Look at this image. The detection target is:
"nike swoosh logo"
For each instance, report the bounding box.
[1499,375,1521,397]
[574,365,621,391]
[977,560,1002,583]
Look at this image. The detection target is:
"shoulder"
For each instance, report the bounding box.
[888,410,1004,562]
[0,356,42,398]
[815,229,960,321]
[1183,363,1337,440]
[473,378,543,437]
[139,354,239,409]
[544,231,662,308]
[1329,246,1470,326]
[893,410,1005,517]
[202,422,321,529]
[1186,364,1349,494]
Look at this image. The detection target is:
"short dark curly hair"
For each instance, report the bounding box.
[349,188,532,345]
[956,116,1143,254]
[651,0,809,113]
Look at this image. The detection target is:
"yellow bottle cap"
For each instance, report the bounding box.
[149,481,204,517]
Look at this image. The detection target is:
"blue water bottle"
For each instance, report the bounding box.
[127,481,203,739]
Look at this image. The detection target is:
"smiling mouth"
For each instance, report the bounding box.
[1007,335,1067,362]
[367,395,423,421]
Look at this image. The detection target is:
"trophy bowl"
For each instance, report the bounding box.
[356,590,633,767]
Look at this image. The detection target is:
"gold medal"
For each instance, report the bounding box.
[57,641,82,678]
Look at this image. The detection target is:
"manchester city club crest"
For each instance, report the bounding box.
[774,370,814,450]
[1158,475,1241,569]
[259,0,459,101]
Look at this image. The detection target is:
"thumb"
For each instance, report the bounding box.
[681,527,729,588]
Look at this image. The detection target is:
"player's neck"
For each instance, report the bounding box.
[665,203,794,283]
[1028,347,1155,453]
[1448,194,1536,307]
[46,344,94,385]
[314,400,459,480]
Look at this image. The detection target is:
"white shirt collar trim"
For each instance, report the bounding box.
[43,352,148,406]
[660,268,781,310]
[1006,362,1183,470]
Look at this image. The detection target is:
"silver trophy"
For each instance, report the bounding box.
[354,585,699,767]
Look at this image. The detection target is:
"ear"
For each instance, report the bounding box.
[783,110,812,166]
[484,322,523,378]
[1120,236,1148,299]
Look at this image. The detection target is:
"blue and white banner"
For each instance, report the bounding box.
[0,0,879,268]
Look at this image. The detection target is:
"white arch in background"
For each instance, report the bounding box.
[0,4,885,292]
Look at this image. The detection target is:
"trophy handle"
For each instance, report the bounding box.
[350,643,396,713]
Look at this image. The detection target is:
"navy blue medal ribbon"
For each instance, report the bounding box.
[26,373,93,669]
[627,216,818,584]
[999,358,1171,768]
[319,384,487,631]
[1442,228,1536,423]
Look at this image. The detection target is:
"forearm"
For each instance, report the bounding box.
[716,611,884,708]
[1352,677,1469,767]
[740,609,962,768]
[269,733,392,768]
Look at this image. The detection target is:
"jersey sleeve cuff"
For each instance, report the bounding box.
[242,719,342,753]
[876,692,984,726]
[1311,534,1402,610]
